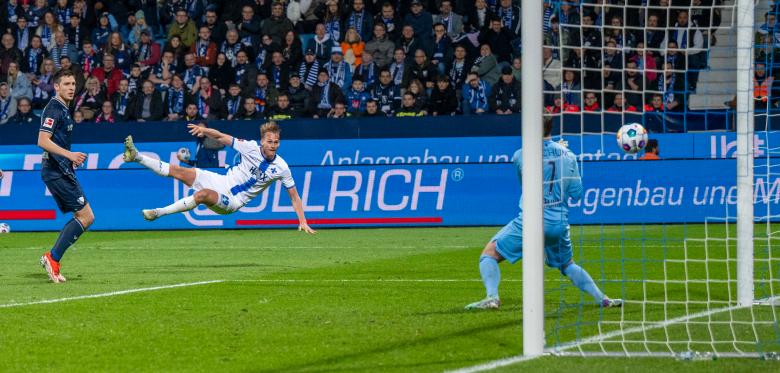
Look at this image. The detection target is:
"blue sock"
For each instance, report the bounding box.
[50,218,86,262]
[479,254,501,298]
[563,263,605,303]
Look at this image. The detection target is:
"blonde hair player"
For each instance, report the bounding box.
[122,122,316,234]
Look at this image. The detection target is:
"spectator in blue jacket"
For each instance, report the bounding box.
[462,72,491,115]
[346,77,371,115]
[404,0,433,42]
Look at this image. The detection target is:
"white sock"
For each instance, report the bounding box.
[156,196,197,217]
[136,154,170,177]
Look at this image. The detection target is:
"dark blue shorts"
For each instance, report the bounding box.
[44,176,88,213]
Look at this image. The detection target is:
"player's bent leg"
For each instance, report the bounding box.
[167,164,196,186]
[560,261,622,308]
[466,241,506,310]
[143,189,218,221]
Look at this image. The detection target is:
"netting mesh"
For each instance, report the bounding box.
[541,0,780,358]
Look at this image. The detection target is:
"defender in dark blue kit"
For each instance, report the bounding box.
[38,69,94,283]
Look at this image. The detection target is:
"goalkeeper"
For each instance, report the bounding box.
[178,122,224,168]
[466,116,623,310]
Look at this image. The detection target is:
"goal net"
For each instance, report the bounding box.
[537,0,780,358]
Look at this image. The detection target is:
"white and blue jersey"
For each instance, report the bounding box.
[191,138,294,214]
[492,140,584,270]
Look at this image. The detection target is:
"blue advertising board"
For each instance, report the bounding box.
[0,159,774,231]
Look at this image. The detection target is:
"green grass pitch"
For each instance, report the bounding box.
[0,226,779,372]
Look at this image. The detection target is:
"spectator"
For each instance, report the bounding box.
[346,77,370,115]
[134,30,161,72]
[182,53,205,94]
[178,121,224,168]
[447,44,472,93]
[30,57,54,108]
[583,91,601,112]
[94,100,116,123]
[190,26,217,68]
[490,66,521,115]
[164,74,191,121]
[22,35,47,77]
[111,78,133,122]
[466,0,494,33]
[262,2,294,45]
[223,83,244,120]
[323,0,343,42]
[307,23,335,65]
[753,62,773,110]
[299,48,321,90]
[92,53,123,96]
[371,69,401,117]
[282,30,303,69]
[363,99,382,117]
[0,82,17,125]
[346,0,373,42]
[602,39,623,70]
[78,40,99,77]
[164,35,188,68]
[90,12,111,49]
[558,69,580,109]
[237,5,262,40]
[261,51,285,91]
[354,51,378,87]
[397,25,428,65]
[182,103,201,122]
[74,76,104,121]
[7,96,38,125]
[341,28,365,69]
[374,2,401,42]
[365,23,395,68]
[472,44,500,85]
[1,34,21,74]
[236,50,259,95]
[408,50,435,90]
[658,62,685,112]
[631,41,657,83]
[126,11,151,47]
[250,73,279,115]
[640,139,660,160]
[479,18,513,64]
[580,13,601,49]
[404,0,432,42]
[72,110,84,123]
[66,14,87,49]
[645,94,664,113]
[430,24,452,74]
[607,93,638,112]
[433,0,464,38]
[53,0,71,25]
[104,32,133,72]
[396,92,424,117]
[14,17,31,51]
[5,61,32,100]
[511,56,522,81]
[323,46,352,93]
[462,72,490,115]
[624,60,644,109]
[238,96,264,120]
[407,79,428,112]
[208,53,234,93]
[429,75,458,116]
[545,95,563,114]
[127,64,143,95]
[37,11,62,50]
[495,0,521,37]
[168,9,197,48]
[389,48,411,88]
[327,101,349,118]
[195,76,223,120]
[202,8,227,45]
[220,29,243,67]
[267,93,296,120]
[285,73,308,117]
[645,13,665,50]
[310,69,345,118]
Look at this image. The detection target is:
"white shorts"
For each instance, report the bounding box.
[192,169,243,214]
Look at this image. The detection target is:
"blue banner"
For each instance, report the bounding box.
[0,131,771,172]
[0,160,775,231]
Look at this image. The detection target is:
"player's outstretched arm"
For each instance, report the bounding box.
[287,186,316,234]
[187,124,233,146]
[38,131,87,167]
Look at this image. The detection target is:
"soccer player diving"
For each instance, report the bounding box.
[466,116,622,309]
[122,121,316,234]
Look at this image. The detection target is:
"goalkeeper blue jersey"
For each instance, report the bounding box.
[514,140,583,224]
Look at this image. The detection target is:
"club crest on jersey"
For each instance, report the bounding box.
[77,196,85,205]
[43,117,54,128]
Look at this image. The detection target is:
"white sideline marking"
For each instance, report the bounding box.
[444,296,780,373]
[0,280,223,309]
[231,279,521,283]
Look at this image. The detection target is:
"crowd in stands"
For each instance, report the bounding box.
[0,0,724,126]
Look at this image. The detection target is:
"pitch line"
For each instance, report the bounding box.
[444,296,780,373]
[0,280,223,309]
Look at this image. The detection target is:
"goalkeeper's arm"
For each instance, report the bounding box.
[187,124,233,146]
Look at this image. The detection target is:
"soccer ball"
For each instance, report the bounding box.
[616,123,648,154]
[0,223,10,233]
[177,147,191,162]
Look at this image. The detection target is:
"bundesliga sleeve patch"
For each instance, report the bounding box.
[43,117,54,128]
